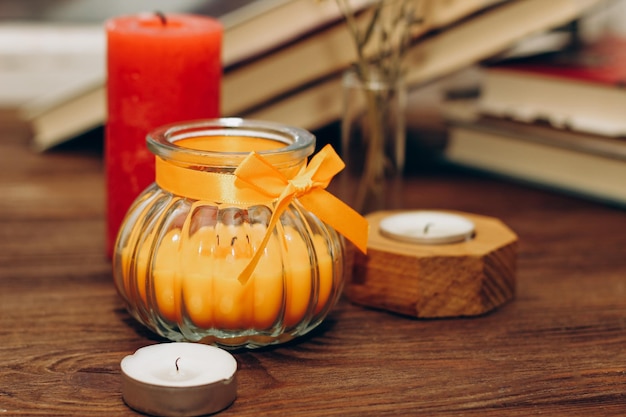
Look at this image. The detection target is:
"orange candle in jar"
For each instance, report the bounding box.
[282,225,313,327]
[176,135,285,152]
[152,229,183,322]
[123,136,316,329]
[121,222,335,330]
[282,226,335,325]
[247,223,284,329]
[151,222,317,330]
[112,119,368,349]
[312,234,335,315]
[122,227,335,330]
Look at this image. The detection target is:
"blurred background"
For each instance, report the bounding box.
[0,0,248,22]
[2,0,625,167]
[2,0,624,114]
[0,0,249,111]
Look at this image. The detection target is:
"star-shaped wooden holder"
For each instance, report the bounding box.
[345,210,518,318]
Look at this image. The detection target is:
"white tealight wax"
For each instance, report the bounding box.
[121,342,237,417]
[379,211,475,245]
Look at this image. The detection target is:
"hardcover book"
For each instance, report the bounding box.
[247,0,605,132]
[444,114,626,207]
[479,36,626,137]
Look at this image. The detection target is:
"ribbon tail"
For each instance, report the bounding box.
[299,190,369,254]
[237,189,295,285]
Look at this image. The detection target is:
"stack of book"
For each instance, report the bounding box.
[7,0,604,151]
[242,0,605,134]
[444,34,626,207]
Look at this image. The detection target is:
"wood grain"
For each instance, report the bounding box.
[2,124,626,416]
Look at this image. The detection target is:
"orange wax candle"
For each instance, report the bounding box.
[153,229,183,323]
[106,13,222,258]
[282,226,335,324]
[313,234,334,315]
[145,224,331,331]
[247,223,284,329]
[176,135,286,152]
[282,225,313,327]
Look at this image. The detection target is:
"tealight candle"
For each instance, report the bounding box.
[121,342,237,417]
[379,210,475,245]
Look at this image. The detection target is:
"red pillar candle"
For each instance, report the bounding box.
[105,13,222,257]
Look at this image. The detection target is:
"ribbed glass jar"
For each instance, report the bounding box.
[112,118,346,349]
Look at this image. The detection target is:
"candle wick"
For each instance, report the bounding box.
[175,357,181,372]
[231,236,237,246]
[423,222,434,234]
[155,11,167,26]
[246,234,250,244]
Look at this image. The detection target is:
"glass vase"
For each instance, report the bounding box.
[340,65,407,213]
[112,118,347,350]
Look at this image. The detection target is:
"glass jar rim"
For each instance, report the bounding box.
[147,118,316,167]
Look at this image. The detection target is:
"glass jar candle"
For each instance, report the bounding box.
[112,118,367,349]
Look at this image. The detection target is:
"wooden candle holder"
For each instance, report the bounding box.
[345,210,518,318]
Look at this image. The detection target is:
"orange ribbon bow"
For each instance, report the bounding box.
[234,144,369,283]
[155,144,369,284]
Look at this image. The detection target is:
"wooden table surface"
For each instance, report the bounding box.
[2,122,626,417]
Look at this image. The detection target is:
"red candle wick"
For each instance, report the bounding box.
[155,11,167,26]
